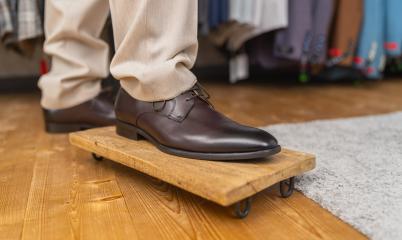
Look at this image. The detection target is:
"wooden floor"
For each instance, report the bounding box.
[3,78,402,239]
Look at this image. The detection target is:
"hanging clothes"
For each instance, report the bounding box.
[355,0,385,79]
[198,0,210,35]
[246,32,297,70]
[208,0,229,29]
[209,0,289,83]
[226,0,288,51]
[308,0,335,65]
[0,0,13,40]
[209,0,288,51]
[384,0,402,57]
[228,0,239,21]
[229,0,251,24]
[328,0,363,66]
[0,0,44,55]
[210,0,402,82]
[18,0,43,41]
[274,0,313,61]
[274,0,334,65]
[1,0,18,44]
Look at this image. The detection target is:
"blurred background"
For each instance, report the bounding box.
[2,0,402,126]
[1,0,402,133]
[1,0,402,92]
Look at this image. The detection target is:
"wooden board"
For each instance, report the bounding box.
[69,127,315,206]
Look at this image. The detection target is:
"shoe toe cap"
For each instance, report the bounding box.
[216,127,279,153]
[247,129,279,150]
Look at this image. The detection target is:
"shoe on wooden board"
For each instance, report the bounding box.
[69,127,315,218]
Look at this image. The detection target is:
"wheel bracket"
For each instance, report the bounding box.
[92,153,104,161]
[234,197,252,219]
[280,177,295,198]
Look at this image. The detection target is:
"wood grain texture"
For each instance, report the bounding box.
[69,127,315,206]
[0,95,39,239]
[7,77,402,239]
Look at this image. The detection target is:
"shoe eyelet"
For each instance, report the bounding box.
[152,100,166,112]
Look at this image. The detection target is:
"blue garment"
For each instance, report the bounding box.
[385,0,402,57]
[355,0,385,79]
[208,0,229,29]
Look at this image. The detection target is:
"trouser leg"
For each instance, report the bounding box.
[38,0,110,109]
[108,0,198,101]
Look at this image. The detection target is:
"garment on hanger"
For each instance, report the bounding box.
[274,0,313,61]
[208,0,229,29]
[1,0,18,44]
[274,0,334,65]
[226,0,288,51]
[210,0,288,51]
[198,0,209,35]
[308,0,335,65]
[18,0,43,41]
[384,0,402,57]
[212,0,288,83]
[233,0,254,25]
[246,32,297,70]
[355,0,385,79]
[229,0,241,22]
[0,0,13,40]
[209,0,289,82]
[0,0,43,55]
[328,0,363,66]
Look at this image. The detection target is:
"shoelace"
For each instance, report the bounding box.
[185,83,213,107]
[153,83,214,112]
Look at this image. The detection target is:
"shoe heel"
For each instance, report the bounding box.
[116,120,141,140]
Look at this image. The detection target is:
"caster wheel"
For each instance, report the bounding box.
[280,177,295,198]
[234,198,252,219]
[92,153,104,161]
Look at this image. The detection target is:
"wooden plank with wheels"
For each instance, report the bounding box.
[69,126,316,218]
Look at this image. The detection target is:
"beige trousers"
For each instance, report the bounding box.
[39,0,198,109]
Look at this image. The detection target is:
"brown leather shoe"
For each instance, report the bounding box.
[114,84,281,160]
[43,90,116,133]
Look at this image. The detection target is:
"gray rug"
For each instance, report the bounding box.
[263,112,402,240]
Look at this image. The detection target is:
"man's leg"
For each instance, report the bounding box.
[39,0,110,109]
[110,0,280,160]
[108,0,198,101]
[39,0,115,133]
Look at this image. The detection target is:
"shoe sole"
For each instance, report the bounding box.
[45,122,95,133]
[116,120,281,161]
